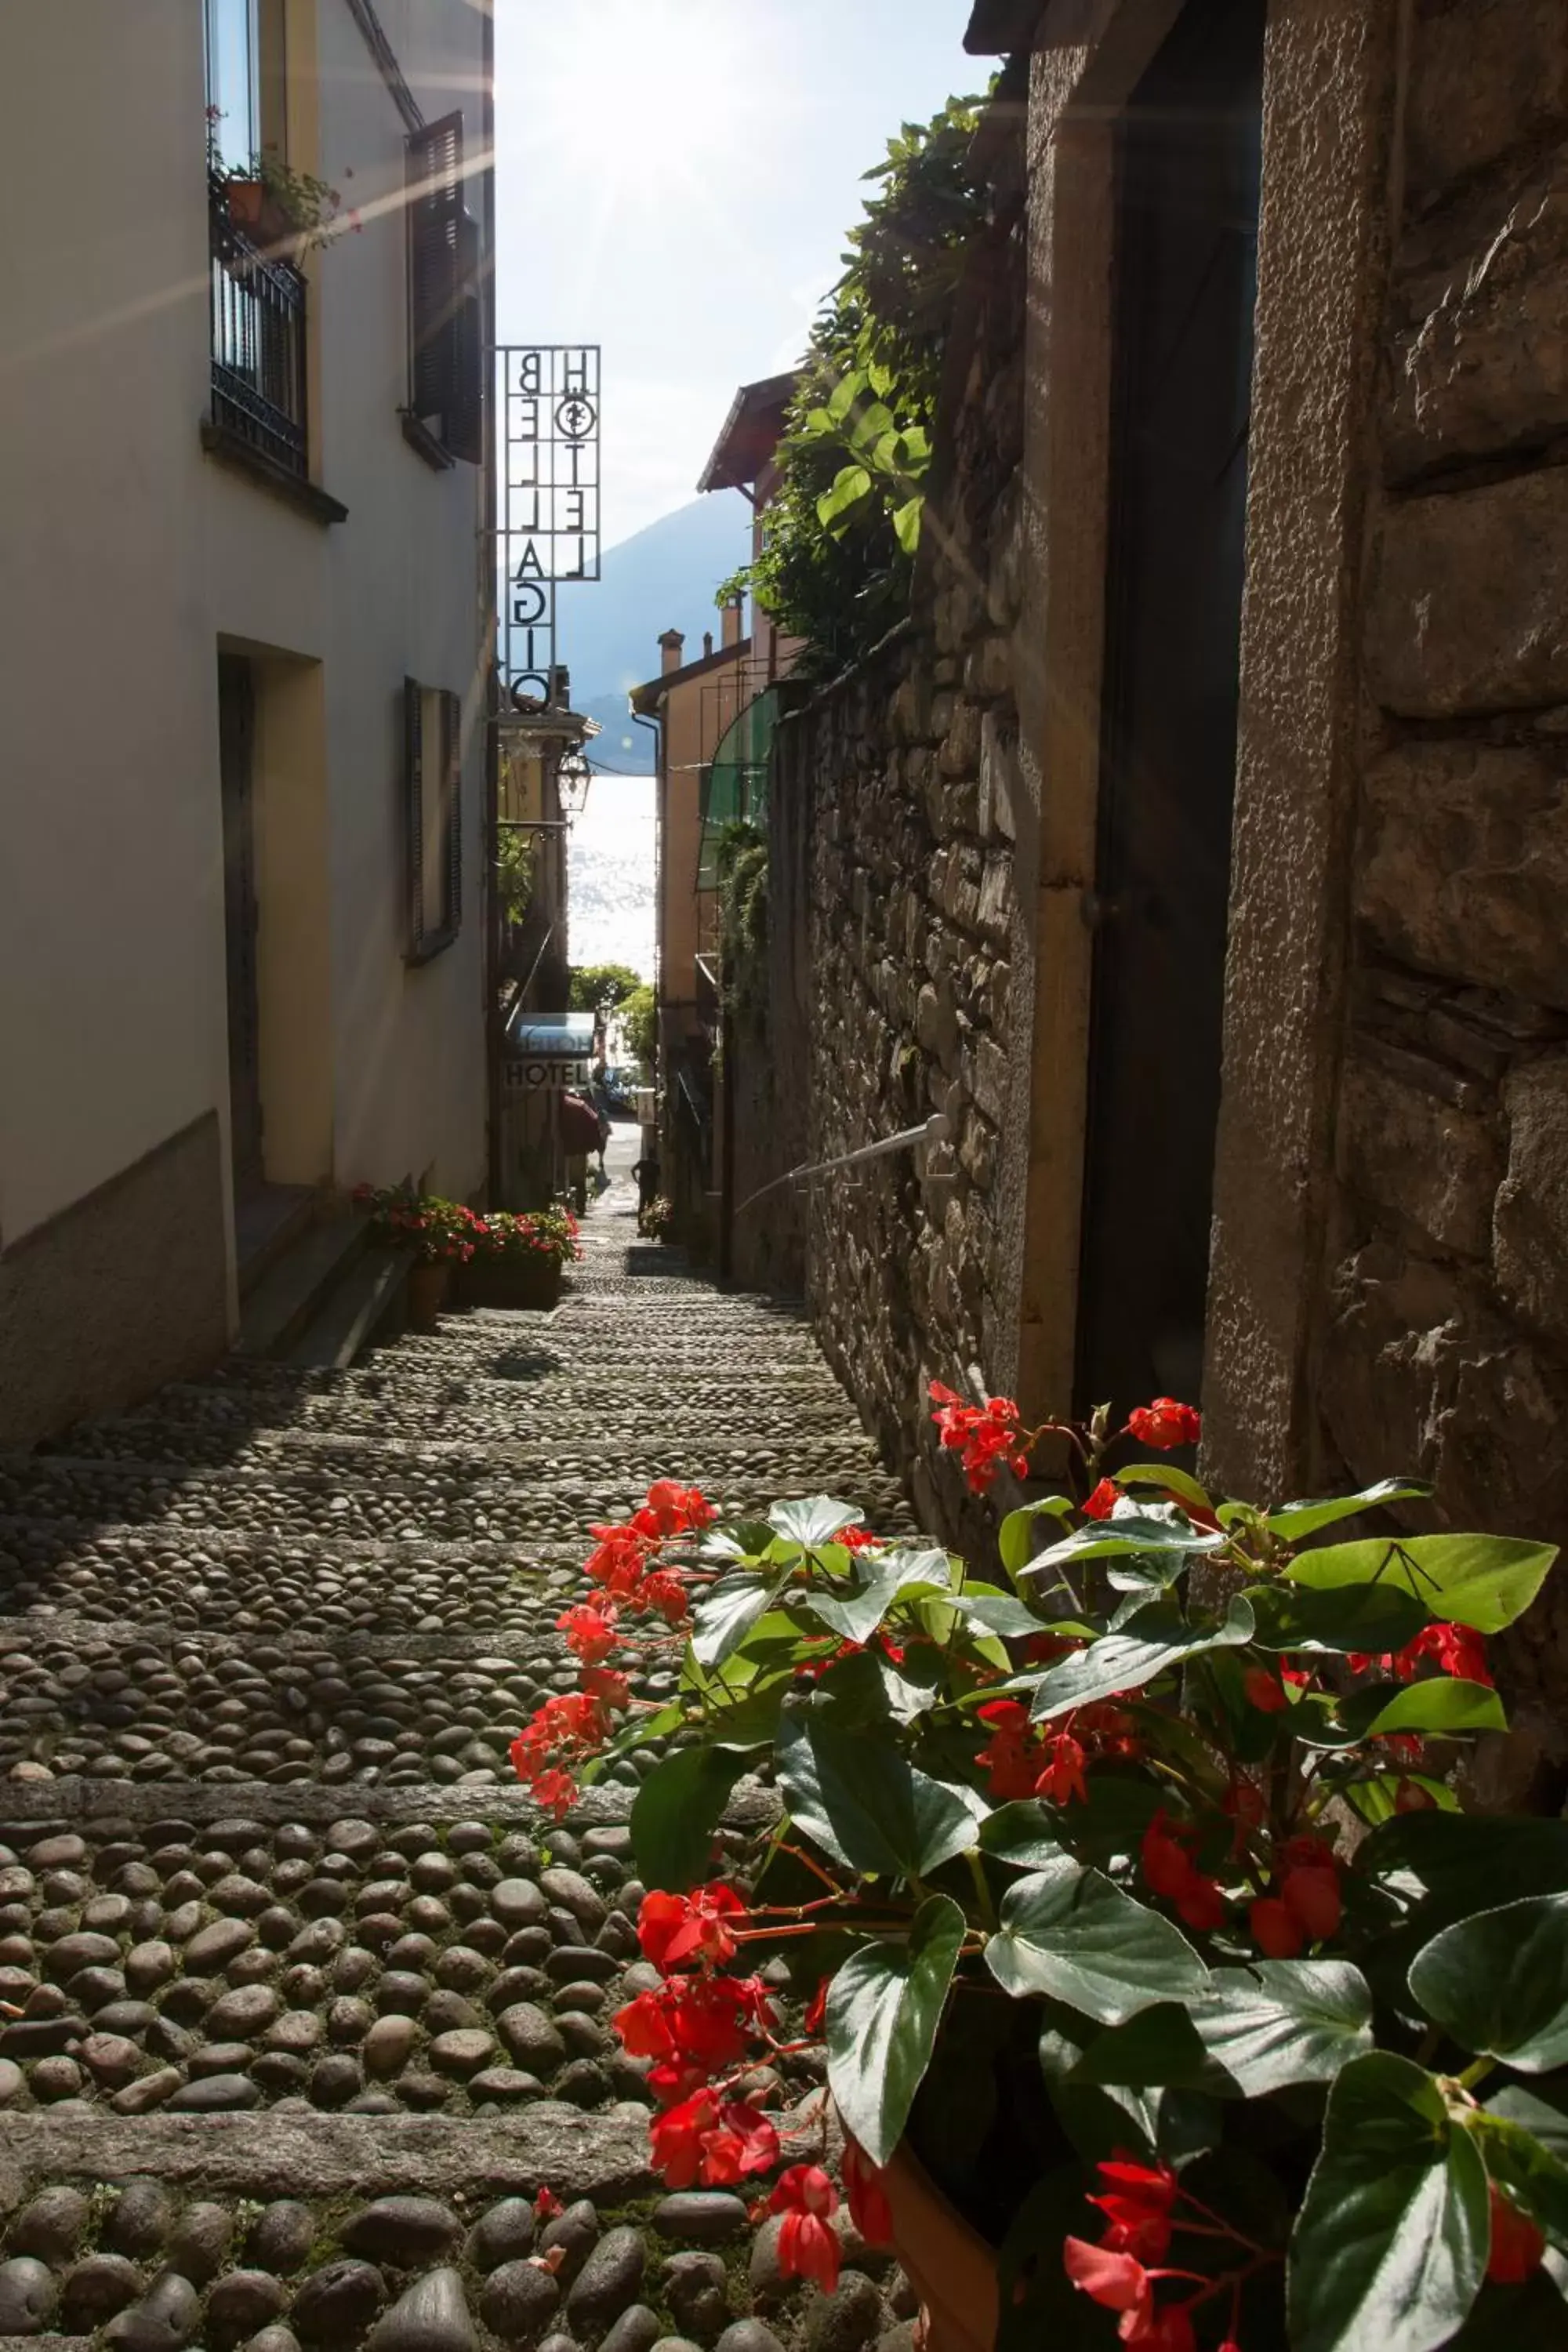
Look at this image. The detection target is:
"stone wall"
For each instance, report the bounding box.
[1315,0,1568,1771]
[778,137,1029,1546]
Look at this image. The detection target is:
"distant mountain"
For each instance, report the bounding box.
[555,495,753,772]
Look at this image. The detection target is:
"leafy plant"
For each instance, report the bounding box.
[639,1193,675,1241]
[716,821,768,1024]
[206,107,348,253]
[569,962,643,1013]
[496,827,537,931]
[506,1397,1566,2347]
[750,94,991,678]
[620,984,658,1071]
[353,1187,579,1269]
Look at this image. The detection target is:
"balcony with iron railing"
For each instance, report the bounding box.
[207,176,308,481]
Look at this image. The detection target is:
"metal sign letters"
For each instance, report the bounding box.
[494,344,601,710]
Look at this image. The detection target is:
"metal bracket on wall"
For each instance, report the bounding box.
[735,1112,953,1220]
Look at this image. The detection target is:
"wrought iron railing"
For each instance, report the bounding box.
[209,181,308,477]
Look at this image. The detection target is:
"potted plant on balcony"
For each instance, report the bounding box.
[208,117,344,258]
[507,1399,1568,2351]
[456,1203,581,1311]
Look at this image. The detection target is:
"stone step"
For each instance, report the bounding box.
[0,1460,909,1553]
[0,1185,916,2352]
[0,1624,661,1792]
[285,1245,414,1372]
[235,1209,369,1360]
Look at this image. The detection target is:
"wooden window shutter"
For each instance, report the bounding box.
[403,676,427,957]
[404,679,463,963]
[445,211,484,466]
[407,111,463,432]
[441,688,463,933]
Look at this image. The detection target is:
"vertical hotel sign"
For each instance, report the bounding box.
[494,345,601,707]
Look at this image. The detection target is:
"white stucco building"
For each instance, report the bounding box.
[0,0,494,1443]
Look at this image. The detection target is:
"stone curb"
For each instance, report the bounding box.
[0,2104,659,2205]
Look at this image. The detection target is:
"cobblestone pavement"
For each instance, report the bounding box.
[0,1148,920,2351]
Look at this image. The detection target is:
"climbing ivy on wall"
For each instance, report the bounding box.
[722,92,991,681]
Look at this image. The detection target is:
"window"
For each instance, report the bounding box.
[205,0,258,165]
[406,113,484,465]
[205,0,285,166]
[404,682,463,961]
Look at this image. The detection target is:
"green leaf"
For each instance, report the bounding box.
[691,1573,778,1668]
[1410,1895,1568,2074]
[1344,1772,1460,1828]
[826,368,867,423]
[1469,2107,1568,2255]
[891,495,923,554]
[1267,1479,1436,1539]
[1023,1514,1229,1576]
[984,1855,1207,2023]
[1286,1532,1558,1635]
[1114,1462,1215,1512]
[945,1589,1052,1639]
[846,399,895,451]
[767,1495,863,1548]
[801,1546,950,1645]
[999,1494,1075,1579]
[994,2169,1108,2352]
[1346,1678,1508,1740]
[1486,2078,1568,2161]
[1359,1813,1568,1929]
[630,1745,749,1891]
[1067,2002,1220,2090]
[1290,2052,1490,2352]
[1024,1595,1256,1723]
[978,1801,1066,1873]
[824,1893,965,2165]
[816,464,873,532]
[699,1519,775,1563]
[579,1700,684,1785]
[1192,1960,1374,2095]
[1243,1577,1432,1655]
[775,1708,980,1878]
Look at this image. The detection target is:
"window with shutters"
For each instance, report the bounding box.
[405,112,484,466]
[404,681,463,962]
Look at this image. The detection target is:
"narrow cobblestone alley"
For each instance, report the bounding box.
[0,1155,916,2350]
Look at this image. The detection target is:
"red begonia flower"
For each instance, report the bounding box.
[1036,1731,1089,1807]
[1281,1864,1341,1942]
[1243,1667,1289,1714]
[1090,2158,1178,2262]
[1250,1896,1304,1959]
[842,2137,894,2246]
[1126,1399,1201,1450]
[1083,1478,1120,1520]
[1063,2237,1149,2312]
[1487,2186,1545,2284]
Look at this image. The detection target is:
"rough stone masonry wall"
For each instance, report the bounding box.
[1319,0,1568,1774]
[785,168,1028,1548]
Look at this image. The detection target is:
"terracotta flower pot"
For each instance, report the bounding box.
[406,1260,450,1333]
[882,2142,999,2352]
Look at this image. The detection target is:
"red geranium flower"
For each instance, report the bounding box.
[1126,1399,1202,1450]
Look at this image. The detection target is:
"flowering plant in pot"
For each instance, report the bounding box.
[510,1402,1568,2352]
[459,1203,581,1306]
[640,1193,675,1240]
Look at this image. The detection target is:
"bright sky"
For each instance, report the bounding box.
[494,0,981,550]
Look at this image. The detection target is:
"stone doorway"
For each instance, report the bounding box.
[1073,0,1265,1421]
